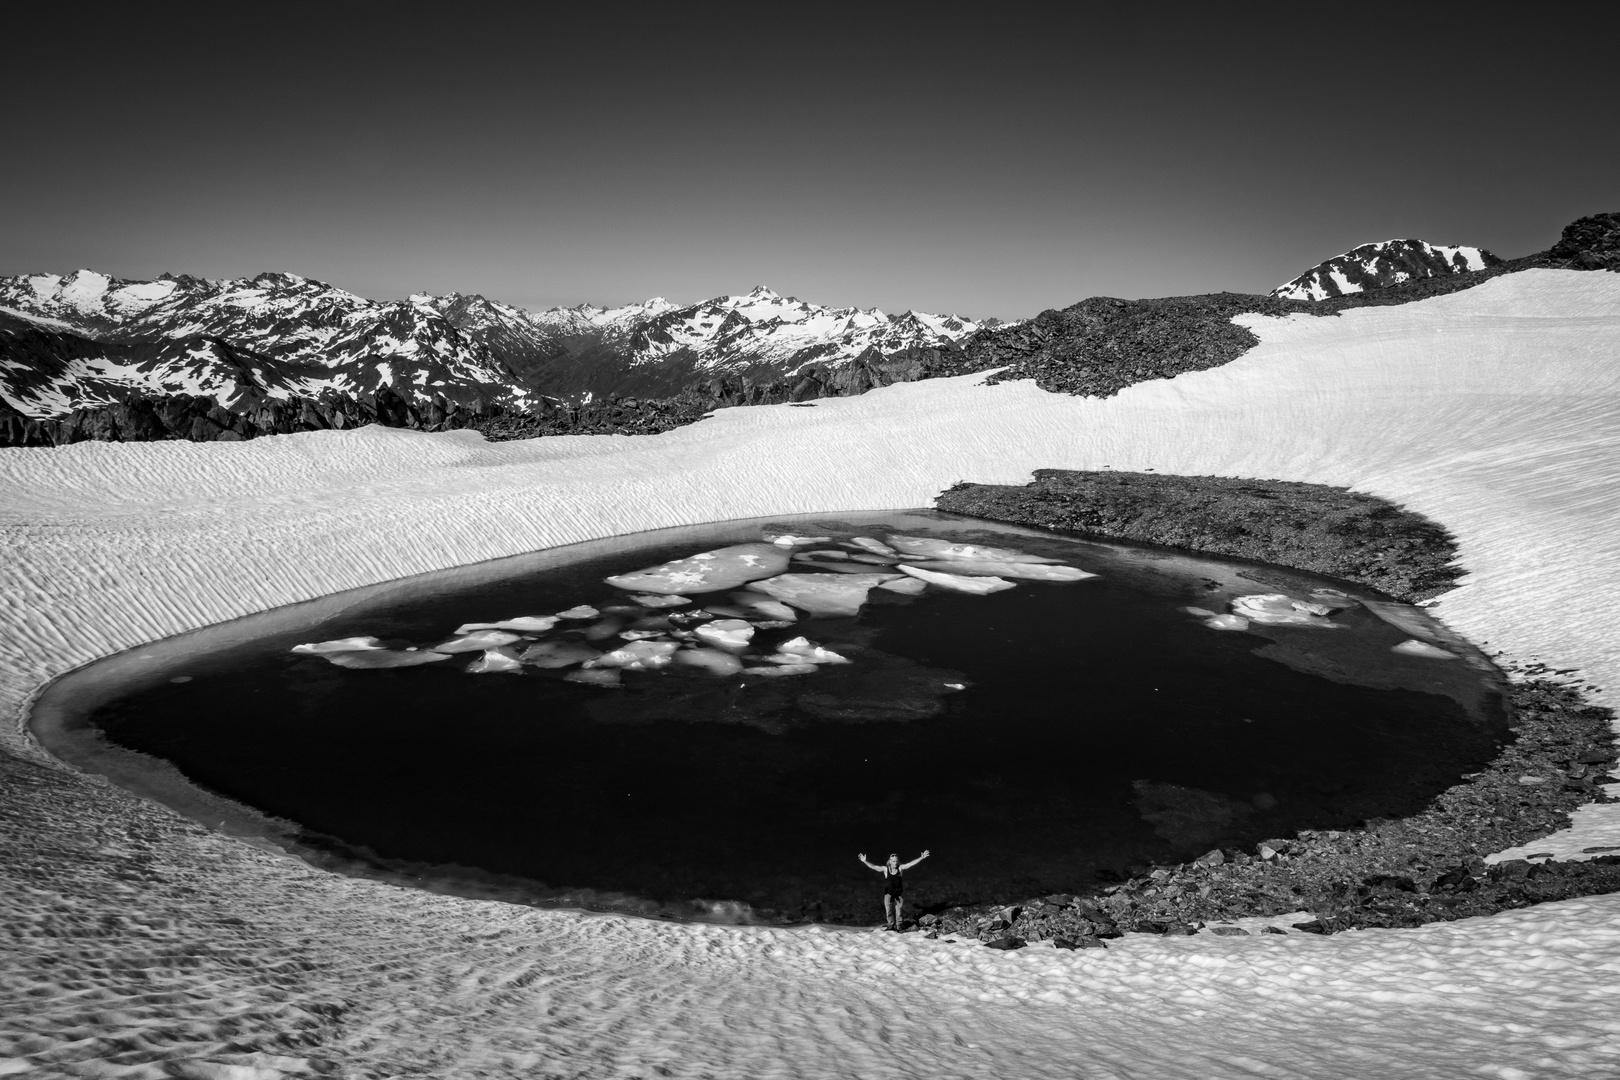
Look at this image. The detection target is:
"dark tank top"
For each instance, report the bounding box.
[884,866,903,895]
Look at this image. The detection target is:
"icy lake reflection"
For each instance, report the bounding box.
[87,510,1511,925]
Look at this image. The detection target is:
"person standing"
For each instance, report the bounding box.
[858,850,930,930]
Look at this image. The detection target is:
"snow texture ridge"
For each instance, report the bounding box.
[3,269,1620,1077]
[1273,239,1502,301]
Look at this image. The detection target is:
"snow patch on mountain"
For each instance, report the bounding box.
[0,271,526,418]
[1273,240,1500,301]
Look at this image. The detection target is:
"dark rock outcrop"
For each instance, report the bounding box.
[936,469,1464,603]
[1548,212,1620,271]
[0,385,502,448]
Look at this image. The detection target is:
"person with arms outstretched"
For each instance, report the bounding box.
[858,850,929,930]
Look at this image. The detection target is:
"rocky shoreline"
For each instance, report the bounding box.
[917,470,1619,946]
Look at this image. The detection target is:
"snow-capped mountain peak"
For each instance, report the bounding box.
[1272,239,1501,301]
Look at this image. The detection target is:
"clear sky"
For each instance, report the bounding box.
[5,5,1615,321]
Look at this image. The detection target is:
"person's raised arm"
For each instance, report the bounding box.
[857,852,883,872]
[900,849,931,871]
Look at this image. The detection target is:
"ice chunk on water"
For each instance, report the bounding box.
[467,647,524,674]
[766,637,850,665]
[566,668,620,687]
[885,535,1062,564]
[877,577,927,595]
[903,559,1095,581]
[291,636,386,655]
[1184,606,1217,617]
[585,640,680,671]
[453,616,559,634]
[1231,594,1342,628]
[764,533,833,546]
[584,617,627,641]
[847,537,898,556]
[744,664,817,677]
[672,647,745,676]
[727,592,798,621]
[604,543,791,594]
[325,649,453,669]
[518,641,601,668]
[630,594,692,608]
[433,630,525,653]
[1203,614,1251,631]
[1393,638,1457,659]
[555,605,599,619]
[896,565,1017,595]
[791,556,906,577]
[748,573,899,617]
[694,619,755,651]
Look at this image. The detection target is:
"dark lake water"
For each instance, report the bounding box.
[83,511,1509,924]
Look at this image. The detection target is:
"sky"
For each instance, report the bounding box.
[4,6,1616,321]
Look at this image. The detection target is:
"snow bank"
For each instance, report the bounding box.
[3,269,1619,1076]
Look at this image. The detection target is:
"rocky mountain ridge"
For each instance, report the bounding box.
[0,270,992,421]
[4,212,1615,448]
[1271,239,1502,301]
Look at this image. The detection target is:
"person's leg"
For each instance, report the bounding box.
[893,895,905,930]
[883,894,896,928]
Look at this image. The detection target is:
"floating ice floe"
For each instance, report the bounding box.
[744,663,817,677]
[885,535,1062,564]
[1393,638,1457,660]
[452,616,558,634]
[518,641,601,668]
[791,555,907,577]
[764,534,833,546]
[565,668,620,687]
[724,592,798,621]
[1203,614,1251,631]
[902,559,1095,582]
[467,647,524,674]
[325,649,454,669]
[747,573,900,617]
[694,619,755,651]
[433,629,526,653]
[1230,594,1342,628]
[585,640,680,671]
[291,636,386,655]
[630,594,691,608]
[602,544,790,595]
[764,637,850,665]
[604,543,792,594]
[672,647,745,676]
[896,565,1017,595]
[846,537,898,556]
[583,618,626,641]
[877,576,927,595]
[555,605,599,619]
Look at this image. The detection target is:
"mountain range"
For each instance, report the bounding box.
[4,213,1614,444]
[0,271,995,420]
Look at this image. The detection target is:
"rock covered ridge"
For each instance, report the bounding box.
[4,213,1615,448]
[0,270,527,419]
[414,284,995,402]
[1271,239,1502,301]
[0,269,992,425]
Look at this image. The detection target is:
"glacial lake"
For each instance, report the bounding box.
[76,510,1510,925]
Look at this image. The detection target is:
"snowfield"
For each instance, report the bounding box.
[3,269,1619,1077]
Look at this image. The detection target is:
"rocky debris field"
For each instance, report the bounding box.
[0,384,502,447]
[915,680,1618,948]
[937,469,1464,603]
